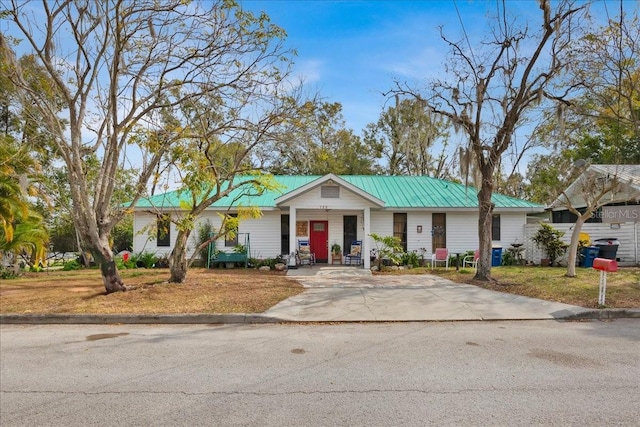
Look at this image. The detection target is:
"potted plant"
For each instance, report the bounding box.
[531,223,568,267]
[331,243,342,264]
[331,243,341,255]
[418,247,427,266]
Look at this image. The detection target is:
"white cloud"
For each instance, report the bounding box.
[293,58,324,86]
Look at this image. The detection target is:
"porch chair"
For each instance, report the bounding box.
[344,240,362,266]
[463,249,480,271]
[297,240,315,266]
[431,248,449,270]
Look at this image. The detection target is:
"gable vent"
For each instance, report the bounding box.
[321,185,340,198]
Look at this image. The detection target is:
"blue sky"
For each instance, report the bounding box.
[238,0,632,175]
[238,0,547,136]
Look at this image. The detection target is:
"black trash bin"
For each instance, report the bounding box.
[593,238,620,260]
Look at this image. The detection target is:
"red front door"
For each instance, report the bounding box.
[310,220,329,263]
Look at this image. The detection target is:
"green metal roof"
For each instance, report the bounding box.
[132,175,543,210]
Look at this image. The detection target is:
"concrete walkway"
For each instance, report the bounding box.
[264,266,593,321]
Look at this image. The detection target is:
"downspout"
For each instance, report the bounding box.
[633,221,640,265]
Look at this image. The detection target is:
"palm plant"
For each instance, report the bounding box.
[0,209,48,268]
[0,175,29,242]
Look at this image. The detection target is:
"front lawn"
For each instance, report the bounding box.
[0,268,304,315]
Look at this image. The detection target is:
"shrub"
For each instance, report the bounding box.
[0,265,20,279]
[155,256,169,268]
[196,220,215,263]
[62,259,82,271]
[401,251,420,268]
[127,251,159,269]
[531,223,568,266]
[369,233,403,269]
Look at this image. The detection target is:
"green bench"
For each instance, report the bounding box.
[210,252,247,267]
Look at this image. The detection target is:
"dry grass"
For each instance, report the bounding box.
[378,265,640,309]
[0,268,304,314]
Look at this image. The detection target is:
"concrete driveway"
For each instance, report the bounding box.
[263,266,592,322]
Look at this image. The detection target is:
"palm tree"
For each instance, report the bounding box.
[0,209,48,268]
[0,175,29,242]
[0,137,48,267]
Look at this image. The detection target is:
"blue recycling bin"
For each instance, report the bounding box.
[491,247,502,266]
[581,246,600,268]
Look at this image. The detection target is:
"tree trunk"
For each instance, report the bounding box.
[91,241,125,293]
[474,177,495,281]
[100,257,126,293]
[169,229,191,283]
[565,216,586,278]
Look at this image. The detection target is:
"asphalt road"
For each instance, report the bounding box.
[1,320,639,426]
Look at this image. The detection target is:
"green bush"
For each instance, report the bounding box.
[62,260,82,271]
[502,250,515,266]
[369,233,403,268]
[401,251,420,268]
[137,252,159,268]
[531,223,568,266]
[0,265,20,279]
[196,220,215,263]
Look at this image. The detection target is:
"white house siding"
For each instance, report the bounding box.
[133,211,175,257]
[368,211,393,254]
[494,213,528,249]
[132,191,531,264]
[191,211,286,260]
[369,211,527,258]
[440,212,475,255]
[230,211,281,259]
[524,222,639,266]
[406,212,431,254]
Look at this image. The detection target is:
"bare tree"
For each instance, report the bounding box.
[390,0,585,280]
[1,0,292,292]
[551,164,629,277]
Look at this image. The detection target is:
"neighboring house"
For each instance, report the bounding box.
[131,174,544,269]
[525,165,640,266]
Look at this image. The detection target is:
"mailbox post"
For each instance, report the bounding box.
[592,258,618,306]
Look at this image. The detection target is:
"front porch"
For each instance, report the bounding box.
[275,174,385,270]
[285,208,373,269]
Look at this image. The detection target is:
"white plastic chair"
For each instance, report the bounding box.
[463,250,480,271]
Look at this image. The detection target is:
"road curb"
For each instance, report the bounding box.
[563,309,640,320]
[0,313,282,325]
[1,309,639,325]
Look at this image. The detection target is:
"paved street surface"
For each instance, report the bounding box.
[2,320,639,426]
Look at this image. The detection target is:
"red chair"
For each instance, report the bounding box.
[431,248,449,270]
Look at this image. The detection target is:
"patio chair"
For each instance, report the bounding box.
[431,248,449,270]
[463,250,480,271]
[344,240,362,266]
[297,240,315,266]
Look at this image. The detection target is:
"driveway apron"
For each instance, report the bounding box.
[263,266,591,322]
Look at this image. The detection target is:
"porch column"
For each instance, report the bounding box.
[289,207,297,257]
[363,206,371,269]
